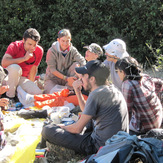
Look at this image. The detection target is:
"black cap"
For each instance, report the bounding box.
[75,60,102,75]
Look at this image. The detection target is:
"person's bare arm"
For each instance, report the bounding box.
[0,86,9,95]
[53,70,77,87]
[1,52,33,68]
[73,80,86,111]
[0,98,9,108]
[28,65,38,82]
[59,114,92,134]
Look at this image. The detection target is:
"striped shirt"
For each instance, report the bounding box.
[122,74,163,133]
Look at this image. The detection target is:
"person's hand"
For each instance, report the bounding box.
[57,123,66,129]
[67,76,77,87]
[0,98,9,108]
[0,85,9,95]
[24,51,33,61]
[72,79,82,93]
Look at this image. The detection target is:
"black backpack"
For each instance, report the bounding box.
[83,131,163,163]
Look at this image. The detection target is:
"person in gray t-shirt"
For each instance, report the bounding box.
[41,60,129,156]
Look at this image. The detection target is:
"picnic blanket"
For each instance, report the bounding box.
[0,111,44,163]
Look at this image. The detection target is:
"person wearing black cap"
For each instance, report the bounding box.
[41,60,129,156]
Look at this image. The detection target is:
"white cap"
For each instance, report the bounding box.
[103,39,129,59]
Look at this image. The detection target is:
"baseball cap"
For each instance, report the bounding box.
[103,39,129,59]
[75,60,103,75]
[83,43,103,56]
[0,66,8,86]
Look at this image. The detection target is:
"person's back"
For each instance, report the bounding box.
[84,84,129,149]
[115,57,163,134]
[122,74,162,133]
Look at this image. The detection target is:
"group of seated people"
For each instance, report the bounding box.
[0,28,162,159]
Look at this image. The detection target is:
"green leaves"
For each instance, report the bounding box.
[0,0,162,73]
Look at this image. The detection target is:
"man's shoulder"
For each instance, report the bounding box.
[5,40,23,54]
[36,44,44,52]
[8,40,23,48]
[93,85,124,99]
[69,44,80,54]
[90,85,111,97]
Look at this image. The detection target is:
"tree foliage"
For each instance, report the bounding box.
[0,0,162,73]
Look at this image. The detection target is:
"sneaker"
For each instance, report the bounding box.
[1,93,19,103]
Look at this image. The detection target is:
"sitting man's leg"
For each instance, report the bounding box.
[6,64,22,98]
[41,123,97,156]
[19,76,42,95]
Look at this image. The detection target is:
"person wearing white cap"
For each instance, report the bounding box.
[103,39,129,90]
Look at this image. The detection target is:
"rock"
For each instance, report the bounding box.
[46,142,85,163]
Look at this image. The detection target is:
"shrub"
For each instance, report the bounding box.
[0,0,162,74]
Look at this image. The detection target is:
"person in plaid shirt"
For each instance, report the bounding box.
[0,66,9,150]
[115,57,163,135]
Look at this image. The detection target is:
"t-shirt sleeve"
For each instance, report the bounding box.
[83,92,98,117]
[5,42,18,57]
[34,46,44,66]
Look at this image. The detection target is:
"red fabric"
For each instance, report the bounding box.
[34,89,88,108]
[5,40,43,77]
[34,89,69,101]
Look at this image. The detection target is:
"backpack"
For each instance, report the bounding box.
[82,131,163,163]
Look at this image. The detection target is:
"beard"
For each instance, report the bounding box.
[83,79,92,92]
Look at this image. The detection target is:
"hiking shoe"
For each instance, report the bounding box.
[1,93,19,104]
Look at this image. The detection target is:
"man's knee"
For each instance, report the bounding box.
[6,64,22,75]
[41,124,56,140]
[42,125,48,139]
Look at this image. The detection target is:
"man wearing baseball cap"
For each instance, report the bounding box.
[83,43,105,62]
[41,60,129,157]
[103,39,129,90]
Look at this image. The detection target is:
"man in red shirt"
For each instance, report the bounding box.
[1,28,43,101]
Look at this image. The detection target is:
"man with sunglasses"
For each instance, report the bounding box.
[1,28,43,102]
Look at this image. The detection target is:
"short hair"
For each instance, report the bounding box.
[23,28,40,42]
[58,29,71,39]
[89,62,110,86]
[115,57,142,81]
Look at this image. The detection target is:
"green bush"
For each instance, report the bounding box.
[0,0,162,74]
